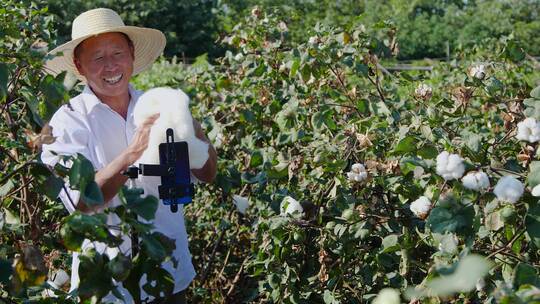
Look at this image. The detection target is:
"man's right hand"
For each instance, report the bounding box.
[85,113,160,210]
[123,113,160,166]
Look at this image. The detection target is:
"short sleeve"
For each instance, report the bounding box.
[41,105,93,213]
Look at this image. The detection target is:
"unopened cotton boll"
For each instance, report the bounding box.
[373,288,400,304]
[133,87,209,169]
[280,196,303,215]
[410,196,431,219]
[516,117,540,143]
[436,151,465,180]
[233,195,250,214]
[347,163,368,182]
[493,176,524,204]
[462,171,490,192]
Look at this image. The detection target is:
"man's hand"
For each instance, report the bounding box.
[124,113,160,166]
[191,119,217,183]
[85,113,159,211]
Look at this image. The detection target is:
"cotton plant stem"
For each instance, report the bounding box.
[199,207,234,285]
[225,256,248,298]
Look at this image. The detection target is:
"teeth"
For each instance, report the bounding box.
[104,74,122,84]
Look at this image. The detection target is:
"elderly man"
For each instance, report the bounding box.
[41,8,216,303]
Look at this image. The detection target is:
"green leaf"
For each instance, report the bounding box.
[526,201,540,248]
[311,111,326,131]
[78,250,113,300]
[527,162,540,187]
[42,175,64,200]
[513,263,540,288]
[107,254,132,282]
[141,234,167,261]
[39,73,67,119]
[381,234,400,253]
[417,144,438,159]
[427,205,473,234]
[0,63,8,99]
[394,136,417,154]
[354,63,369,77]
[531,86,540,99]
[323,290,337,304]
[127,195,158,221]
[250,150,264,167]
[69,154,95,189]
[465,133,482,154]
[504,40,526,62]
[81,181,104,206]
[142,266,174,298]
[0,259,12,285]
[0,179,15,197]
[289,59,300,78]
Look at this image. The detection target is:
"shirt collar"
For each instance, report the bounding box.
[82,84,138,113]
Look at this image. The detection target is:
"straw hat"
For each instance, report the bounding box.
[44,8,166,81]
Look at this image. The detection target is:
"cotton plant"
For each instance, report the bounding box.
[436,151,465,180]
[133,87,209,169]
[515,117,540,143]
[493,176,524,204]
[280,196,303,215]
[461,171,490,192]
[347,163,368,182]
[232,195,250,214]
[410,196,432,219]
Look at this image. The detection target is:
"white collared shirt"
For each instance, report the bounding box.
[41,85,196,301]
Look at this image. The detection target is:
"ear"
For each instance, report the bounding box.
[73,56,85,76]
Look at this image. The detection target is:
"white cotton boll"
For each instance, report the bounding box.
[373,288,400,304]
[532,184,540,197]
[436,151,465,180]
[280,196,303,215]
[415,83,433,100]
[347,163,368,182]
[516,118,540,143]
[48,269,69,289]
[462,171,490,191]
[133,87,209,169]
[410,196,432,219]
[493,176,524,204]
[233,195,250,214]
[469,64,486,80]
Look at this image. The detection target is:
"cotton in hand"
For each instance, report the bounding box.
[133,87,209,169]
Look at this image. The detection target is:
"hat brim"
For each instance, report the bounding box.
[44,26,166,82]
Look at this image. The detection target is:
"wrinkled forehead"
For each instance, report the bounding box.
[74,32,133,57]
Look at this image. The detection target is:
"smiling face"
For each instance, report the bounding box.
[73,32,134,103]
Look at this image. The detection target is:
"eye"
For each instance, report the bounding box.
[94,56,103,61]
